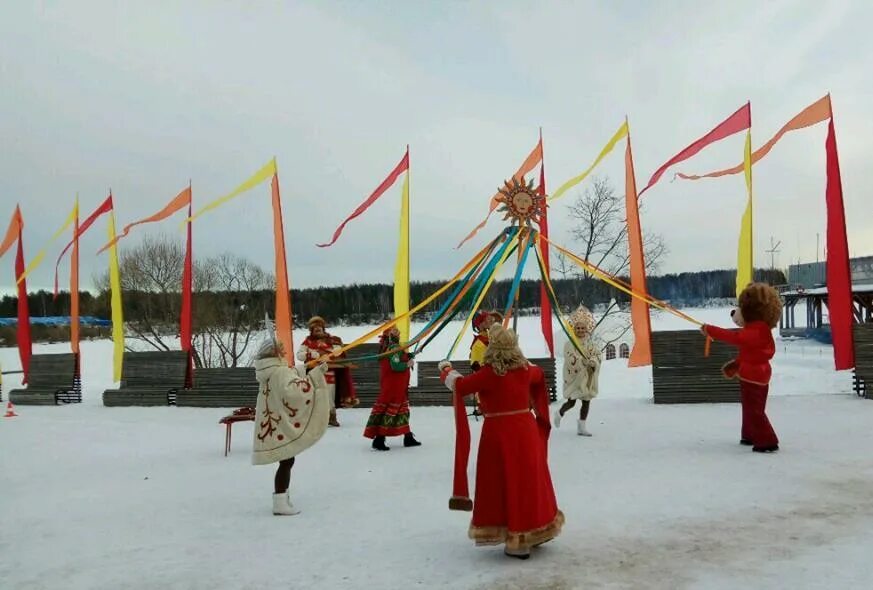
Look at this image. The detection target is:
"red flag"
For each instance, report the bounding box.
[54,196,114,296]
[824,109,854,370]
[677,96,831,181]
[5,208,33,383]
[639,103,751,198]
[317,151,409,247]
[16,234,32,383]
[537,158,555,358]
[71,202,80,355]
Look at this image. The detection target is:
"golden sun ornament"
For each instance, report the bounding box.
[496,177,547,226]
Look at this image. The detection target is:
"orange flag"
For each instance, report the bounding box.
[677,95,831,180]
[455,138,543,248]
[271,173,294,364]
[624,126,652,367]
[98,187,191,254]
[0,207,23,259]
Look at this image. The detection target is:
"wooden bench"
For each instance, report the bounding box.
[651,330,740,404]
[8,353,80,405]
[103,351,188,407]
[177,367,259,408]
[853,324,873,399]
[412,357,558,407]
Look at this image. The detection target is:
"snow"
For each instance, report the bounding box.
[2,307,872,589]
[783,284,873,296]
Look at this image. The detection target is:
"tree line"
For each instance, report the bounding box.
[1,267,787,327]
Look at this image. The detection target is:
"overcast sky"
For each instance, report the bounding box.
[2,0,871,293]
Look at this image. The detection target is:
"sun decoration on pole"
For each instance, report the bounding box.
[495,177,547,227]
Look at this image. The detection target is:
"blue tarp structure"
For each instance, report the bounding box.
[0,316,111,327]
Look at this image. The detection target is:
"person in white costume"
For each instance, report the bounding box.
[252,337,331,515]
[554,305,601,436]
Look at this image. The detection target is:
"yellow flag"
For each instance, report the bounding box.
[736,130,754,297]
[549,121,629,202]
[393,171,411,342]
[17,203,77,283]
[184,158,277,226]
[108,209,125,382]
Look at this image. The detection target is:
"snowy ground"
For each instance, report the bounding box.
[2,309,872,589]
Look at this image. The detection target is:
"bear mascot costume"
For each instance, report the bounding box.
[703,283,783,453]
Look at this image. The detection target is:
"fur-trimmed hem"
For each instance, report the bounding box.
[449,496,473,512]
[468,510,565,551]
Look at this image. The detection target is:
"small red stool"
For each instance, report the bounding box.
[219,407,255,457]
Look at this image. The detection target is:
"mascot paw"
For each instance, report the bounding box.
[721,360,739,379]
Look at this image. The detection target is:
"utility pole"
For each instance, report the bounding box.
[766,236,782,270]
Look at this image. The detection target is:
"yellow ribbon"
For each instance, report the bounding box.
[549,122,629,202]
[183,158,277,226]
[18,202,77,284]
[542,235,702,326]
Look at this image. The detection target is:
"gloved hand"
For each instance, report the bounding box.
[721,359,740,379]
[438,360,452,373]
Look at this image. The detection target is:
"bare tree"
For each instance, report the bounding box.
[551,250,574,280]
[95,236,274,368]
[566,176,668,347]
[193,253,274,368]
[94,234,185,352]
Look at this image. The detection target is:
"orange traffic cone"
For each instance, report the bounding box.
[4,401,18,418]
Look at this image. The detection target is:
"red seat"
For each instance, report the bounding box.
[219,407,255,456]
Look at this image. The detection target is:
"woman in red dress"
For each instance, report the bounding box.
[440,325,563,559]
[363,327,422,451]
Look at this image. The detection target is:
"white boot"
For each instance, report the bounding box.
[577,419,592,437]
[553,408,563,428]
[272,493,301,516]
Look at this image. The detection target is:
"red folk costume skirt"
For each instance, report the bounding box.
[363,360,411,438]
[470,411,563,551]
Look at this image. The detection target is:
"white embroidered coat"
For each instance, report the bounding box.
[562,339,601,401]
[251,358,331,465]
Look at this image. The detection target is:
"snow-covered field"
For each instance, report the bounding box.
[2,309,872,589]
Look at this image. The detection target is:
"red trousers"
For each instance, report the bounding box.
[740,381,779,448]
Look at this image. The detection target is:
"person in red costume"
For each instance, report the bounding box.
[363,326,422,451]
[702,283,783,453]
[439,324,563,560]
[297,316,358,427]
